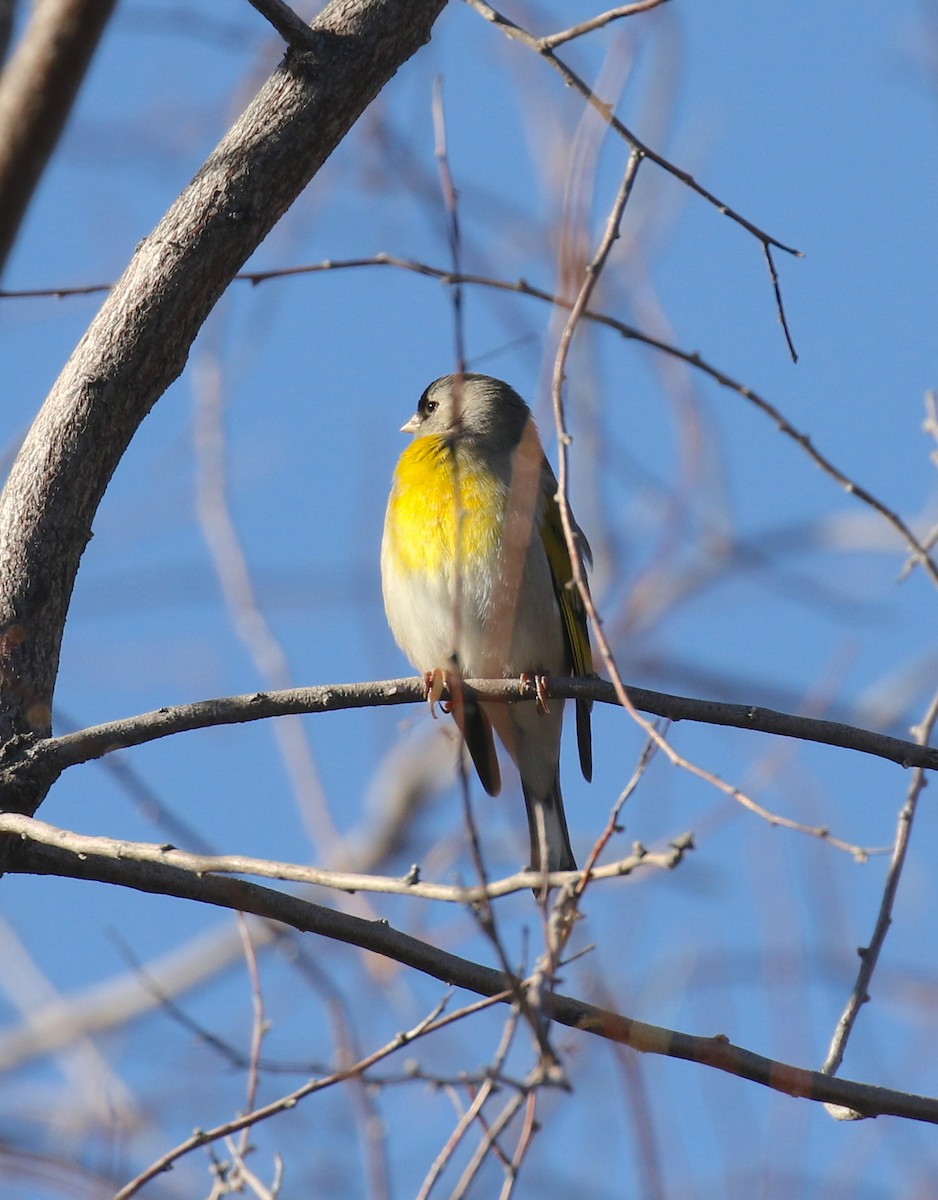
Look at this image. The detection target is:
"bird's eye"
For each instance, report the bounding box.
[425,400,438,415]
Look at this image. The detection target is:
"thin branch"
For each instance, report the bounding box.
[0,813,692,900]
[577,728,662,892]
[116,992,506,1200]
[474,0,803,354]
[540,0,672,50]
[546,150,691,887]
[820,685,938,1113]
[244,0,317,52]
[0,0,117,274]
[450,1087,528,1200]
[193,351,338,861]
[763,242,799,362]
[4,253,933,582]
[0,0,448,775]
[6,678,938,809]
[463,0,801,265]
[432,77,467,375]
[499,1087,538,1199]
[418,1008,523,1200]
[235,916,266,1155]
[7,827,936,1126]
[417,1074,497,1200]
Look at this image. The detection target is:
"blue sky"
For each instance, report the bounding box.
[2,1,937,1196]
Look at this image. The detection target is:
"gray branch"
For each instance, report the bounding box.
[0,0,447,805]
[3,676,934,812]
[3,822,937,1125]
[0,0,117,274]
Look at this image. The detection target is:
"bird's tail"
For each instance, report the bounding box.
[522,770,576,874]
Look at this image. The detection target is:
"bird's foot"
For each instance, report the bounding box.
[424,669,447,718]
[520,671,551,714]
[424,668,460,717]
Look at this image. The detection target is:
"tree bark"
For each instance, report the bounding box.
[0,0,447,808]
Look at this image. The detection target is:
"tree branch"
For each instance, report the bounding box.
[244,0,319,52]
[0,0,117,274]
[540,0,672,50]
[464,0,801,262]
[5,253,935,592]
[0,0,447,783]
[0,813,693,901]
[820,684,938,1116]
[3,677,934,811]
[4,823,937,1125]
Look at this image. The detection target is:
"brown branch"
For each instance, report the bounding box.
[0,0,15,67]
[5,678,936,811]
[820,685,938,1115]
[116,991,506,1200]
[0,0,117,274]
[4,824,938,1126]
[417,1008,522,1199]
[540,0,672,50]
[4,253,931,586]
[462,0,808,356]
[0,0,447,793]
[13,256,925,584]
[244,0,317,51]
[463,0,801,263]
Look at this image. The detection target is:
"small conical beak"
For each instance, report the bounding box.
[401,414,421,434]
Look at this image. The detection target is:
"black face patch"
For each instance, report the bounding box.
[417,386,438,419]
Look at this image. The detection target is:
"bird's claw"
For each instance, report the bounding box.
[424,668,458,716]
[424,669,446,719]
[520,672,551,714]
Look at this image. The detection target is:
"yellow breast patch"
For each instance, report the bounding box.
[386,435,504,577]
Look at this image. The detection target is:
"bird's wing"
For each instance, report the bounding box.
[539,464,593,782]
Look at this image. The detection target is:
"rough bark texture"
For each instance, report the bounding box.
[0,0,447,808]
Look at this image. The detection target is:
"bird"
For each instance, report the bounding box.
[381,373,592,874]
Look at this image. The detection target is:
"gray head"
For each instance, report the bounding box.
[401,374,532,449]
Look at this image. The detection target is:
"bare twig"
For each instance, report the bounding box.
[820,685,938,1116]
[542,155,873,860]
[417,1075,495,1200]
[463,0,801,270]
[499,1087,538,1199]
[432,78,467,375]
[0,812,691,900]
[762,241,799,362]
[236,916,266,1154]
[5,254,933,581]
[540,0,671,50]
[244,0,316,52]
[116,992,502,1200]
[417,1009,522,1199]
[577,727,662,892]
[5,821,938,1127]
[450,1087,529,1200]
[193,351,337,861]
